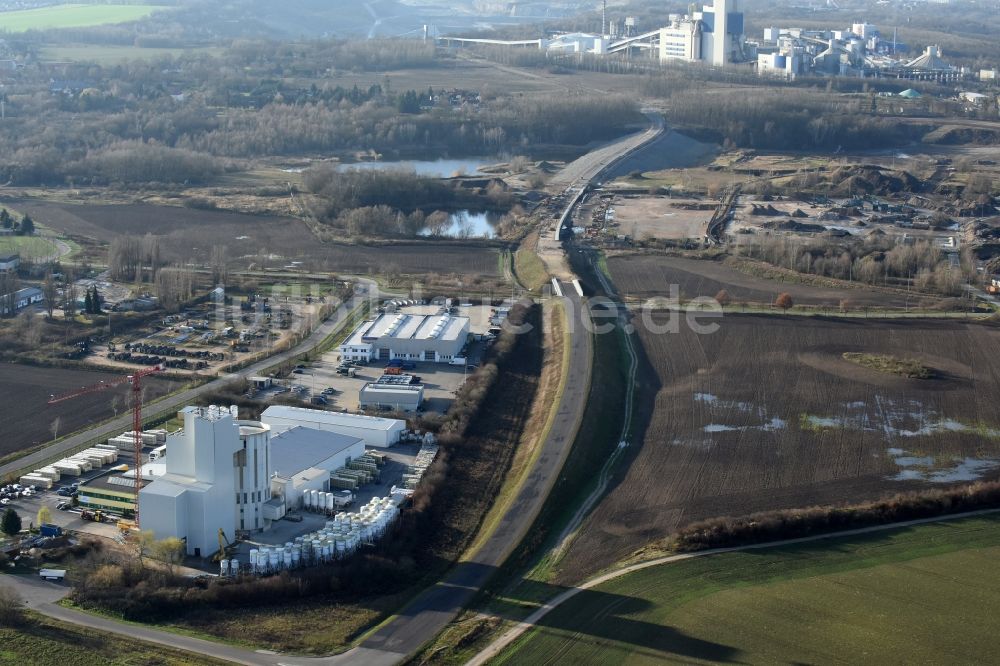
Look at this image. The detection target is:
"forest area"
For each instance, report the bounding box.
[0,39,639,186]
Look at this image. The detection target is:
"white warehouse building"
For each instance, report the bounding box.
[268,427,365,508]
[261,405,406,448]
[337,312,470,364]
[140,406,271,557]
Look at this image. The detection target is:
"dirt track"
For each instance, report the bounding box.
[558,314,1000,581]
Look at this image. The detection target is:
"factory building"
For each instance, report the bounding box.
[261,405,406,448]
[140,406,271,557]
[658,19,702,61]
[0,253,19,272]
[78,472,149,516]
[754,21,967,80]
[440,0,746,67]
[359,382,425,412]
[337,312,470,364]
[268,427,365,509]
[0,287,43,315]
[692,0,745,66]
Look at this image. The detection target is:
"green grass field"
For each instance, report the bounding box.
[0,4,160,32]
[496,514,1000,665]
[40,44,224,63]
[0,235,59,260]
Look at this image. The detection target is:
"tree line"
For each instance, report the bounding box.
[735,235,973,296]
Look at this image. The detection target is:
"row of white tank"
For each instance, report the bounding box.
[302,489,350,513]
[224,496,401,576]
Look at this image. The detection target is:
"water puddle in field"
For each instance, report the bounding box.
[799,398,1000,440]
[695,392,787,433]
[886,448,1000,483]
[893,456,935,467]
[695,393,756,413]
[703,418,786,434]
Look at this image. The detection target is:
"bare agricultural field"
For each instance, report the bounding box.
[0,364,184,457]
[612,196,711,240]
[608,254,925,309]
[14,201,501,278]
[559,315,1000,581]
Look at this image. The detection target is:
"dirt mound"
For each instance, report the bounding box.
[830,165,922,197]
[762,219,826,233]
[749,203,783,216]
[790,208,809,218]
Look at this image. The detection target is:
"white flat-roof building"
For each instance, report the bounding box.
[359,383,425,412]
[338,312,470,364]
[268,426,365,508]
[140,406,271,557]
[0,253,19,272]
[261,405,406,448]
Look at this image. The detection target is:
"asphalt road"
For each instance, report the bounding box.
[548,111,664,190]
[0,287,370,482]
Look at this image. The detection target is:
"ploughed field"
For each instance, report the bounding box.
[608,255,923,309]
[15,201,501,278]
[559,315,1000,580]
[0,365,183,457]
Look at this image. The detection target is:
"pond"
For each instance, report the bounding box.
[335,157,495,178]
[421,210,502,238]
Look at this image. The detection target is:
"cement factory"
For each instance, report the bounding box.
[30,404,439,573]
[441,0,748,67]
[440,2,992,81]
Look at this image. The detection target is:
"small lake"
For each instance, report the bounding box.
[422,210,501,238]
[336,157,495,178]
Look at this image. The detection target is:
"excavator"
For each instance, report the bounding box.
[212,528,237,562]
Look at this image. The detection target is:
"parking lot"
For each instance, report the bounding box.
[2,445,147,541]
[275,302,499,413]
[298,356,473,413]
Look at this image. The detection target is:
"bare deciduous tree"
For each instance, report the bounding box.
[42,270,57,319]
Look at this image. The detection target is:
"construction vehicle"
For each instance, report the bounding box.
[213,528,237,562]
[117,519,136,534]
[81,509,106,523]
